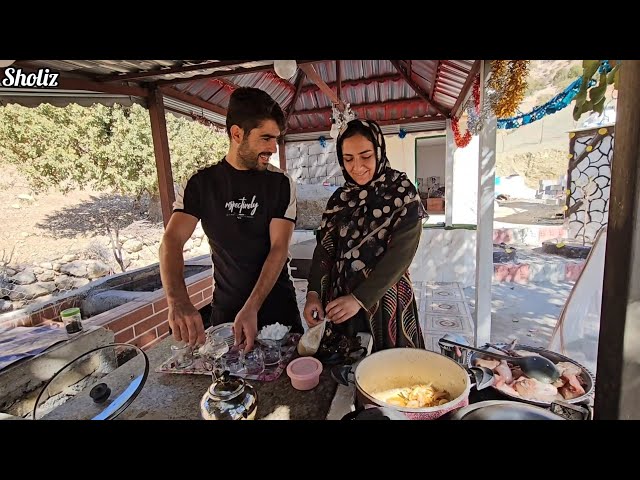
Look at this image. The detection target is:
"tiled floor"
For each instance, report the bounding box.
[293,280,475,352]
[414,281,474,352]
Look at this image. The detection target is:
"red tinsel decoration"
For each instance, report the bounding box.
[472,75,480,108]
[452,116,472,148]
[452,76,480,148]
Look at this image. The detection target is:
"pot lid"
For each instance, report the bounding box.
[450,400,563,420]
[32,343,149,420]
[208,371,245,401]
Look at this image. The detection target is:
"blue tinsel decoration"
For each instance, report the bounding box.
[497,77,599,130]
[497,60,617,130]
[319,136,327,148]
[398,128,407,139]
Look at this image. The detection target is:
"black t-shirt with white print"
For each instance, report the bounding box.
[173,158,302,332]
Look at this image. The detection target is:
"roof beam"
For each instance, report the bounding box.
[159,86,228,117]
[292,97,426,116]
[58,77,148,97]
[95,60,252,83]
[299,63,345,111]
[390,60,450,118]
[300,73,402,94]
[284,70,307,128]
[452,60,481,118]
[156,60,318,86]
[429,60,441,101]
[286,115,446,135]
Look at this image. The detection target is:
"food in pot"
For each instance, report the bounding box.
[374,383,451,408]
[474,353,587,402]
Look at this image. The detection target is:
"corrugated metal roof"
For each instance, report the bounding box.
[18,60,273,83]
[3,59,477,138]
[162,96,227,127]
[0,87,140,108]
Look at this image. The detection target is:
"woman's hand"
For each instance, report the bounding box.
[326,295,362,324]
[303,291,324,327]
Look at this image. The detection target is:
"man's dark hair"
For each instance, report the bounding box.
[225,87,286,137]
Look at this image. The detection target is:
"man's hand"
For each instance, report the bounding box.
[325,295,362,324]
[234,306,259,353]
[303,292,324,328]
[168,301,205,347]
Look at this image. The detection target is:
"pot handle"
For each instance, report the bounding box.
[341,407,364,420]
[550,399,592,420]
[331,365,355,386]
[348,346,367,362]
[467,366,494,391]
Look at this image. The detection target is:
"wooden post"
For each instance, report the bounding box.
[595,60,640,419]
[474,60,496,347]
[445,118,455,227]
[148,86,175,228]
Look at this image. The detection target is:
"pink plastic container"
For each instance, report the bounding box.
[286,357,323,390]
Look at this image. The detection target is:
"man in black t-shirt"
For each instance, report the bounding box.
[159,87,303,352]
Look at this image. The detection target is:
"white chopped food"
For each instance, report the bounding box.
[258,322,289,340]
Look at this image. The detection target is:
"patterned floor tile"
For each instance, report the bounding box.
[429,288,464,301]
[420,282,475,349]
[424,299,467,316]
[424,314,473,334]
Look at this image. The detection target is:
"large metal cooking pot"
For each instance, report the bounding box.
[333,348,493,420]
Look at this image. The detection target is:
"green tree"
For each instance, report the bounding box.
[0,103,229,221]
[572,60,620,121]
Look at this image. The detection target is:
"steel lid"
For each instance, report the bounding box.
[450,400,563,420]
[32,343,149,420]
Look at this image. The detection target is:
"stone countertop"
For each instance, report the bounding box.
[119,336,340,420]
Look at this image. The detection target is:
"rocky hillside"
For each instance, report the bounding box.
[495,60,607,188]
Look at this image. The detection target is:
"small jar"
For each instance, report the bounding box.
[60,307,83,334]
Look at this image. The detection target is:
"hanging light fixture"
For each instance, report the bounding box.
[273,60,298,80]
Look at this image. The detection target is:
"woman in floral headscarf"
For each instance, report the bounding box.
[304,119,427,352]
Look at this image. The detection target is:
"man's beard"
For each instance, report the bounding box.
[238,142,268,171]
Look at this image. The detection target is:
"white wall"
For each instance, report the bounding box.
[410,228,477,287]
[385,133,417,183]
[451,135,480,225]
[416,141,446,191]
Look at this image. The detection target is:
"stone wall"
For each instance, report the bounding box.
[0,221,210,314]
[285,140,344,186]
